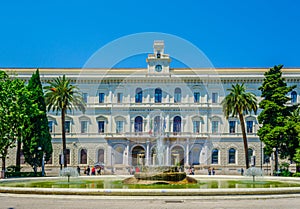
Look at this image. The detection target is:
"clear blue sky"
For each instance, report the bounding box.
[0,0,299,68]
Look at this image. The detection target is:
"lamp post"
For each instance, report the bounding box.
[38,147,45,177]
[272,147,278,176]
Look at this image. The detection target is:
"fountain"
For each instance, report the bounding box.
[244,167,263,182]
[59,167,79,182]
[123,112,197,185]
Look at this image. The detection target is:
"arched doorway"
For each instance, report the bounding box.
[171,146,184,166]
[131,146,145,166]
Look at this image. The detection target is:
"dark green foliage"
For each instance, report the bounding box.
[258,65,298,160]
[0,71,33,173]
[221,83,257,169]
[22,69,53,173]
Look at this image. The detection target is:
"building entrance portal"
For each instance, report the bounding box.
[131,146,145,166]
[171,146,184,166]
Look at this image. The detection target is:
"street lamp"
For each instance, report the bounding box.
[272,147,279,176]
[38,147,45,177]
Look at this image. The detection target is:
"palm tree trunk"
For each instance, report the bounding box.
[239,112,250,169]
[61,108,67,168]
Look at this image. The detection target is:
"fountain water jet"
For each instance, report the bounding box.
[123,111,197,185]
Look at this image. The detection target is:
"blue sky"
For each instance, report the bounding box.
[0,0,299,68]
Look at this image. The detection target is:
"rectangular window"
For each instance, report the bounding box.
[99,93,105,103]
[48,121,53,133]
[81,121,88,133]
[212,121,219,134]
[116,121,124,133]
[65,121,71,133]
[193,121,200,133]
[117,93,123,103]
[82,93,88,103]
[247,121,253,133]
[229,121,236,133]
[98,121,105,133]
[194,92,200,103]
[212,92,218,103]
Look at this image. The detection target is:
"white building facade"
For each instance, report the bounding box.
[3,41,299,175]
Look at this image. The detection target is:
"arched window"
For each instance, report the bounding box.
[134,116,143,132]
[97,149,104,163]
[228,148,236,164]
[66,149,70,164]
[211,149,219,164]
[248,148,253,164]
[291,91,297,103]
[80,149,87,164]
[155,88,162,103]
[135,88,143,103]
[174,88,181,103]
[173,116,181,133]
[154,116,161,134]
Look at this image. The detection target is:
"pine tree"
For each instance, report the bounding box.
[258,65,298,172]
[22,69,53,174]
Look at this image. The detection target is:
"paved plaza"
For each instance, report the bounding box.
[1,193,300,209]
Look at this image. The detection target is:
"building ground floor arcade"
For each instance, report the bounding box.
[3,135,282,176]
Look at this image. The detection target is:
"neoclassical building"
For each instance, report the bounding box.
[3,41,299,175]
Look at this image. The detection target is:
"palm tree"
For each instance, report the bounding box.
[221,83,257,169]
[44,75,85,168]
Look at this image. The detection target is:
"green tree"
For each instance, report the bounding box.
[0,71,32,175]
[221,83,258,169]
[44,75,85,168]
[258,65,298,173]
[22,69,53,174]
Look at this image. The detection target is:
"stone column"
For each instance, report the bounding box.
[166,139,170,166]
[185,139,190,166]
[146,140,150,166]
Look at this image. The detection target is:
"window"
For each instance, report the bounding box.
[229,121,236,133]
[81,121,88,133]
[65,121,71,133]
[246,121,253,133]
[98,121,105,133]
[82,93,88,103]
[173,116,181,133]
[174,88,181,103]
[48,121,53,133]
[155,88,162,103]
[80,149,87,164]
[97,149,104,163]
[212,149,219,164]
[116,121,124,133]
[154,116,161,134]
[117,93,123,103]
[20,150,25,164]
[291,91,297,103]
[212,121,219,133]
[99,93,105,103]
[212,92,218,103]
[135,88,143,103]
[66,149,70,164]
[194,92,200,103]
[248,148,253,164]
[134,116,143,132]
[228,148,236,164]
[193,121,200,133]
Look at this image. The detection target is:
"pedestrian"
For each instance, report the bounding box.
[208,167,211,175]
[212,167,215,175]
[86,165,90,176]
[97,167,101,175]
[77,166,80,175]
[91,166,96,175]
[241,168,244,176]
